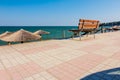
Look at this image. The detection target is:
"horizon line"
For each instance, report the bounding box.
[0,25,77,27]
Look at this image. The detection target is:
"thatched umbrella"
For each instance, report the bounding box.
[0,31,13,39]
[33,30,50,35]
[1,29,41,43]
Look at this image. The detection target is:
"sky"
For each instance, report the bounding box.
[0,0,120,26]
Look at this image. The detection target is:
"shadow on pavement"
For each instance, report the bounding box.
[80,67,120,80]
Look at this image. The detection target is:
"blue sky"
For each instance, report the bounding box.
[0,0,120,26]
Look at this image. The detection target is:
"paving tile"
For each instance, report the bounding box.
[111,50,120,60]
[68,53,106,71]
[15,65,31,78]
[22,62,44,74]
[20,44,62,55]
[1,59,12,68]
[8,68,23,80]
[48,63,86,80]
[78,44,106,53]
[0,62,5,70]
[0,69,10,80]
[5,62,44,79]
[39,71,58,80]
[23,77,34,80]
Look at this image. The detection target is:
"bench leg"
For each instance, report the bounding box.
[93,31,95,39]
[94,34,95,39]
[79,32,82,40]
[86,33,88,37]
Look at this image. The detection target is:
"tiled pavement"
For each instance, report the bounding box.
[0,31,120,80]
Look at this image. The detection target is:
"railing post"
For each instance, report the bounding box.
[101,26,103,33]
[79,32,81,40]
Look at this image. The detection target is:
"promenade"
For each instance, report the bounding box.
[0,31,120,80]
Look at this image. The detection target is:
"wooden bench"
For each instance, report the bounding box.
[69,19,100,40]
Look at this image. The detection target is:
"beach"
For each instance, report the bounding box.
[0,31,120,80]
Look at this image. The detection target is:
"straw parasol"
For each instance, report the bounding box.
[0,29,41,43]
[0,31,13,39]
[33,30,50,35]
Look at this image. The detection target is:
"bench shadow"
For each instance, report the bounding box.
[80,67,120,80]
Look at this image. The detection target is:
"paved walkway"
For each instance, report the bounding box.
[0,31,120,80]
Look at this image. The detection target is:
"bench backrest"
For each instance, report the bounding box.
[78,19,100,30]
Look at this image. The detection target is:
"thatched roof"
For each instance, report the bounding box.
[33,30,50,35]
[1,29,41,42]
[0,31,13,39]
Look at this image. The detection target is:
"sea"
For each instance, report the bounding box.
[0,26,78,46]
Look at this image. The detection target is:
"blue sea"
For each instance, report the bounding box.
[0,26,77,45]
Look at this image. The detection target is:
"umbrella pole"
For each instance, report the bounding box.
[8,42,11,45]
[40,34,42,41]
[21,41,24,43]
